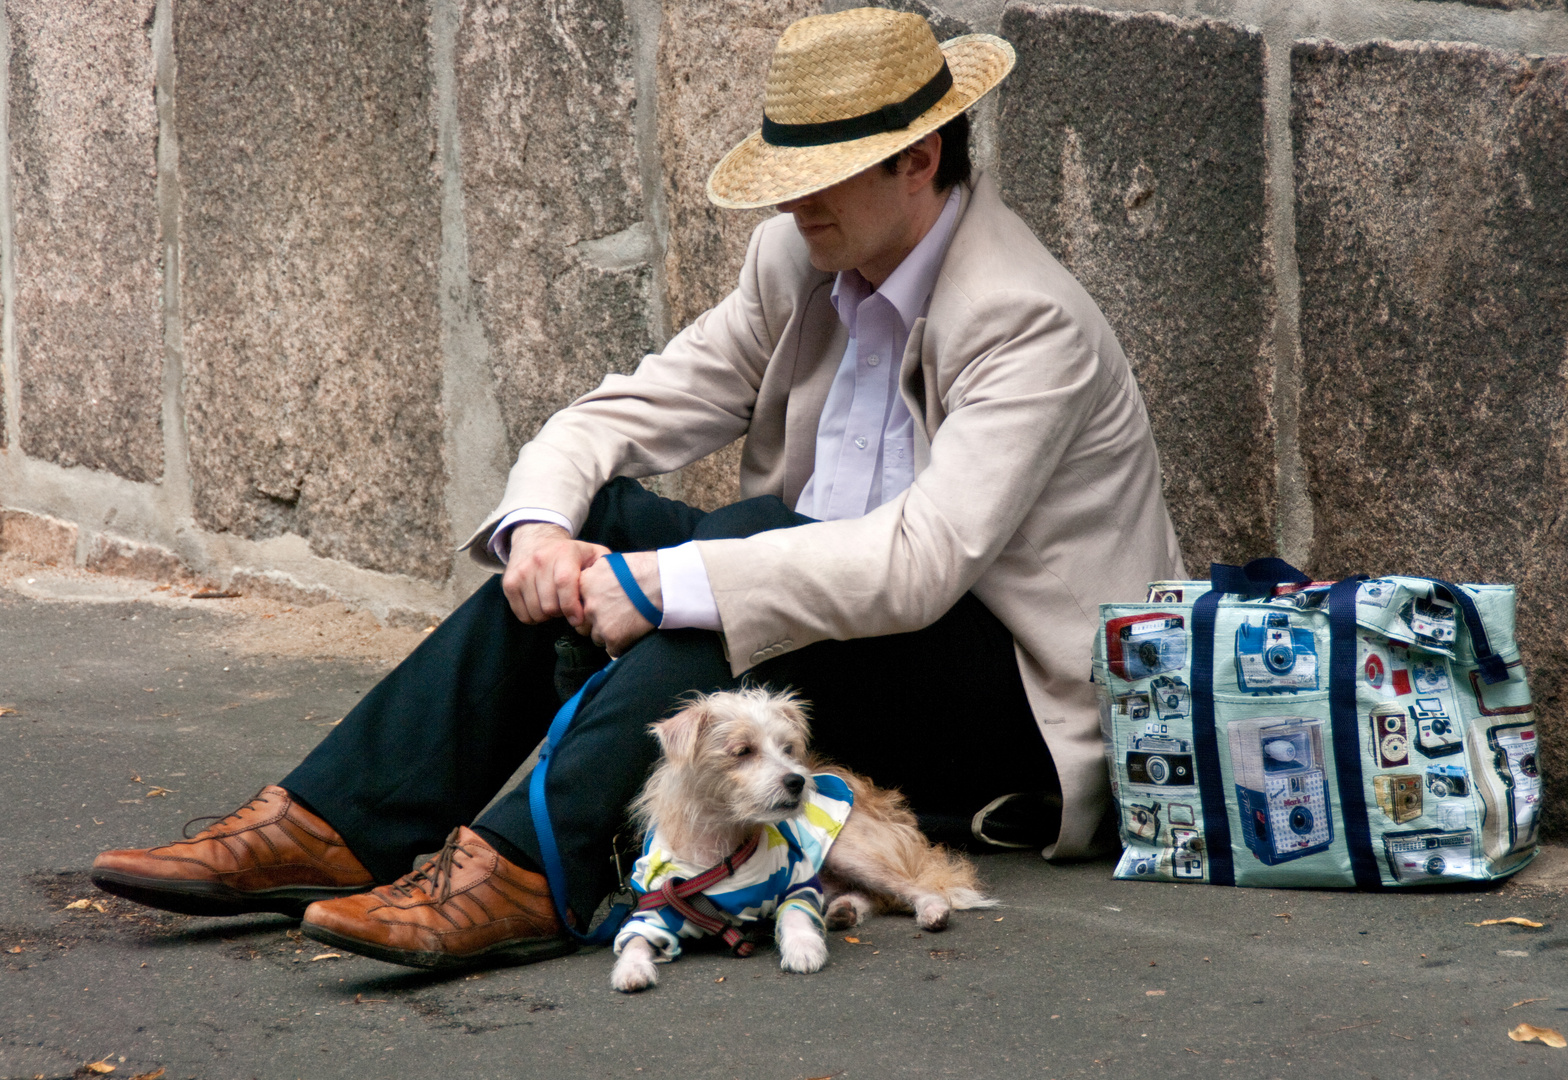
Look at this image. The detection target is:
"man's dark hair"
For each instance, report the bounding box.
[881,111,972,191]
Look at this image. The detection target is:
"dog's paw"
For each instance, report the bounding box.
[776,908,829,974]
[824,892,870,930]
[610,940,661,993]
[914,895,951,932]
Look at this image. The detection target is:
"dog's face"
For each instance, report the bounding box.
[651,688,817,826]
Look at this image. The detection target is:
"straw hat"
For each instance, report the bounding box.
[706,8,1016,210]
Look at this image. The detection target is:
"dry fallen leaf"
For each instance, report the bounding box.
[1508,998,1550,1010]
[7,946,22,954]
[310,952,342,962]
[129,1069,166,1080]
[85,1060,116,1074]
[714,977,725,983]
[0,707,16,717]
[842,936,861,944]
[1273,912,1292,921]
[1471,917,1544,929]
[1509,1023,1567,1048]
[91,901,108,914]
[144,787,173,798]
[65,899,93,911]
[1146,990,1167,996]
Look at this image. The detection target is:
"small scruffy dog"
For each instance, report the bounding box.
[610,687,994,992]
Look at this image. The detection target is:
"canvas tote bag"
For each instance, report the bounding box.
[1093,559,1541,888]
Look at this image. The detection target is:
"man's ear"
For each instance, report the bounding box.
[652,697,714,764]
[901,130,942,191]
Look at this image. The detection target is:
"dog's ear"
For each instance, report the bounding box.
[775,690,813,748]
[653,697,714,764]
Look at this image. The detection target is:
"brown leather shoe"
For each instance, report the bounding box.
[91,785,374,917]
[300,826,576,970]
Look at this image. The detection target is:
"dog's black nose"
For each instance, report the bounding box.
[783,774,806,797]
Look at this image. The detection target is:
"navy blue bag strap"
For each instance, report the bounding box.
[1189,586,1234,886]
[1327,578,1380,889]
[1425,579,1509,685]
[1190,559,1313,887]
[527,660,634,945]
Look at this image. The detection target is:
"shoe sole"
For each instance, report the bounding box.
[89,870,370,919]
[299,921,579,970]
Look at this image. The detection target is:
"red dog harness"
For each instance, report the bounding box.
[631,830,762,956]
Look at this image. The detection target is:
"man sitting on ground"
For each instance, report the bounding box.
[91,7,1183,969]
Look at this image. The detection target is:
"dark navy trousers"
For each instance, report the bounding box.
[284,479,1055,918]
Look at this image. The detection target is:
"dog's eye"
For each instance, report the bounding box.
[731,745,753,758]
[782,744,796,756]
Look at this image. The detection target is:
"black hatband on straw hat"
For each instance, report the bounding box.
[760,61,955,148]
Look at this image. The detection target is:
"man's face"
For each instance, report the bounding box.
[777,165,912,283]
[775,133,944,288]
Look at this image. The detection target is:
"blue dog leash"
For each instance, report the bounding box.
[527,551,663,945]
[604,551,663,626]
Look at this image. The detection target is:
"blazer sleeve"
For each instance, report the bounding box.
[695,285,1112,674]
[462,221,783,566]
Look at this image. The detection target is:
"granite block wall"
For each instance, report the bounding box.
[9,0,162,482]
[998,4,1275,573]
[174,0,447,581]
[1,0,1567,824]
[1294,39,1568,830]
[456,0,654,452]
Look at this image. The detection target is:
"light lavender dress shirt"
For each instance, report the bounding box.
[492,187,963,631]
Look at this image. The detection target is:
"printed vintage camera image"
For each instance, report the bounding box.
[1150,674,1190,722]
[1410,696,1462,758]
[1425,765,1468,798]
[1401,595,1458,647]
[1369,702,1410,768]
[1468,719,1542,857]
[1106,613,1187,682]
[1235,613,1319,694]
[1383,828,1477,882]
[1228,716,1333,865]
[1374,773,1423,824]
[1126,733,1196,790]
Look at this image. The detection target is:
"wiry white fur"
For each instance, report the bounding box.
[610,687,995,992]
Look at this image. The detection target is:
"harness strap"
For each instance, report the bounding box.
[634,831,762,957]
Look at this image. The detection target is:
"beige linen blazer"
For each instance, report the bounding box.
[465,173,1185,858]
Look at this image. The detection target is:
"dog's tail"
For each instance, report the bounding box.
[814,762,997,915]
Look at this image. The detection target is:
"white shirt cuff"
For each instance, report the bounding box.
[489,507,575,563]
[655,542,722,631]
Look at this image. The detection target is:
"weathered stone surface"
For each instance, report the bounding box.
[659,0,818,331]
[1293,41,1568,833]
[829,0,970,47]
[9,0,162,481]
[0,508,77,564]
[84,532,197,583]
[456,0,656,454]
[998,5,1274,571]
[1441,0,1564,10]
[176,0,447,580]
[656,0,819,510]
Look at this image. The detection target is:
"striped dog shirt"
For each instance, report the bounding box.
[613,773,855,961]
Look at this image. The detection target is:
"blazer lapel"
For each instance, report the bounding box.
[782,279,847,508]
[898,316,935,472]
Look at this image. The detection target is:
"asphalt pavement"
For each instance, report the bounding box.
[1,566,1565,1080]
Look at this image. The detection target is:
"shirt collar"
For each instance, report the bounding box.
[830,185,963,334]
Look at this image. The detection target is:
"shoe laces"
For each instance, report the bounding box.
[180,788,271,840]
[390,828,472,903]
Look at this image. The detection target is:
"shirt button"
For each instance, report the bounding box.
[854,437,868,450]
[866,355,881,367]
